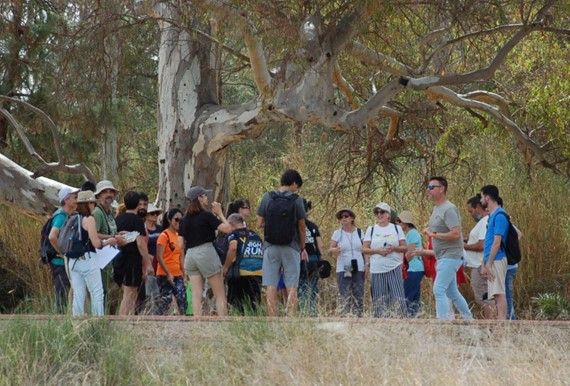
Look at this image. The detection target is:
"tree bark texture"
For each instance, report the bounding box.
[155,5,228,210]
[0,153,70,215]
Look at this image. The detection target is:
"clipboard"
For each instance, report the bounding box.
[95,245,121,269]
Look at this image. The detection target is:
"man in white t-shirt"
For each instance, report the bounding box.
[464,194,493,318]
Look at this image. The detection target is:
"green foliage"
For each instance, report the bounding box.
[532,293,570,320]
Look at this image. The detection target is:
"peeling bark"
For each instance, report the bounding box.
[155,5,264,210]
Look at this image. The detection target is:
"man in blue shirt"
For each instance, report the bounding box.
[480,185,508,320]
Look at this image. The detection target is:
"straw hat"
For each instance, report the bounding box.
[77,190,97,204]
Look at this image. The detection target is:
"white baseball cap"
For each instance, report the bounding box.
[58,187,80,204]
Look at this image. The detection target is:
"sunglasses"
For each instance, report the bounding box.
[427,184,442,190]
[340,214,352,219]
[374,210,389,215]
[172,217,181,223]
[149,212,160,216]
[241,206,250,210]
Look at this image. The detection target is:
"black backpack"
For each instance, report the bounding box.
[264,191,298,245]
[495,211,522,265]
[213,233,230,264]
[39,216,58,264]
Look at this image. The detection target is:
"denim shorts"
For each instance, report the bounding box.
[262,244,300,288]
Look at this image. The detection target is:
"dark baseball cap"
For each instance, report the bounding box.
[186,186,212,200]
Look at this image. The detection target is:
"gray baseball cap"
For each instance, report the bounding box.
[186,186,212,200]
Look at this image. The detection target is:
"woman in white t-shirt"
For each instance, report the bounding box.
[329,208,365,317]
[362,202,407,317]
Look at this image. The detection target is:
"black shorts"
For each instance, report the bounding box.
[113,252,143,288]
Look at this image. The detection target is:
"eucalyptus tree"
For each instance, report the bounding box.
[0,0,568,214]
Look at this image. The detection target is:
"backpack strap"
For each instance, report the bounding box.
[50,211,67,230]
[234,229,249,267]
[76,213,82,242]
[96,203,113,234]
[494,211,511,249]
[393,223,400,237]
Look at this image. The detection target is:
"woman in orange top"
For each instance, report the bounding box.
[155,208,187,315]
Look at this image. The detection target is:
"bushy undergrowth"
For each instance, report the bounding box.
[532,293,570,320]
[0,318,140,385]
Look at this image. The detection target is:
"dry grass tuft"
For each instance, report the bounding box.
[128,319,570,385]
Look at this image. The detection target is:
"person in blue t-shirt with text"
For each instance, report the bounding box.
[480,185,509,320]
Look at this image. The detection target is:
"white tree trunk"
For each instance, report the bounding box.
[155,6,227,210]
[0,153,70,215]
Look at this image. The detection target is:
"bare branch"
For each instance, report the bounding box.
[461,90,511,113]
[329,0,380,54]
[0,96,96,181]
[0,108,48,164]
[380,107,401,141]
[0,95,63,162]
[542,27,570,36]
[191,25,251,64]
[426,85,566,175]
[332,60,358,108]
[343,78,407,129]
[421,23,530,71]
[409,1,557,88]
[346,42,415,76]
[127,12,250,63]
[207,1,271,97]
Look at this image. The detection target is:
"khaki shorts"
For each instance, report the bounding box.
[487,258,507,298]
[184,243,222,278]
[469,266,493,306]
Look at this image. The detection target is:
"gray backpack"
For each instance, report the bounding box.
[57,213,87,259]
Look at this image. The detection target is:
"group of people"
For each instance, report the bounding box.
[45,170,519,320]
[329,177,518,320]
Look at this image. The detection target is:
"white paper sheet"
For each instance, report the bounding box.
[95,245,121,269]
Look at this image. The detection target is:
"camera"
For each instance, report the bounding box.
[344,259,358,278]
[351,259,358,272]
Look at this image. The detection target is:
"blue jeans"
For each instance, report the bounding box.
[404,271,424,317]
[433,258,473,320]
[506,267,518,320]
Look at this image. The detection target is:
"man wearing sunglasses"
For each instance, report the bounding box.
[424,177,473,320]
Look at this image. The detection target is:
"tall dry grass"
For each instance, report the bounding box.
[0,126,568,317]
[0,205,54,312]
[3,317,566,385]
[124,319,570,385]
